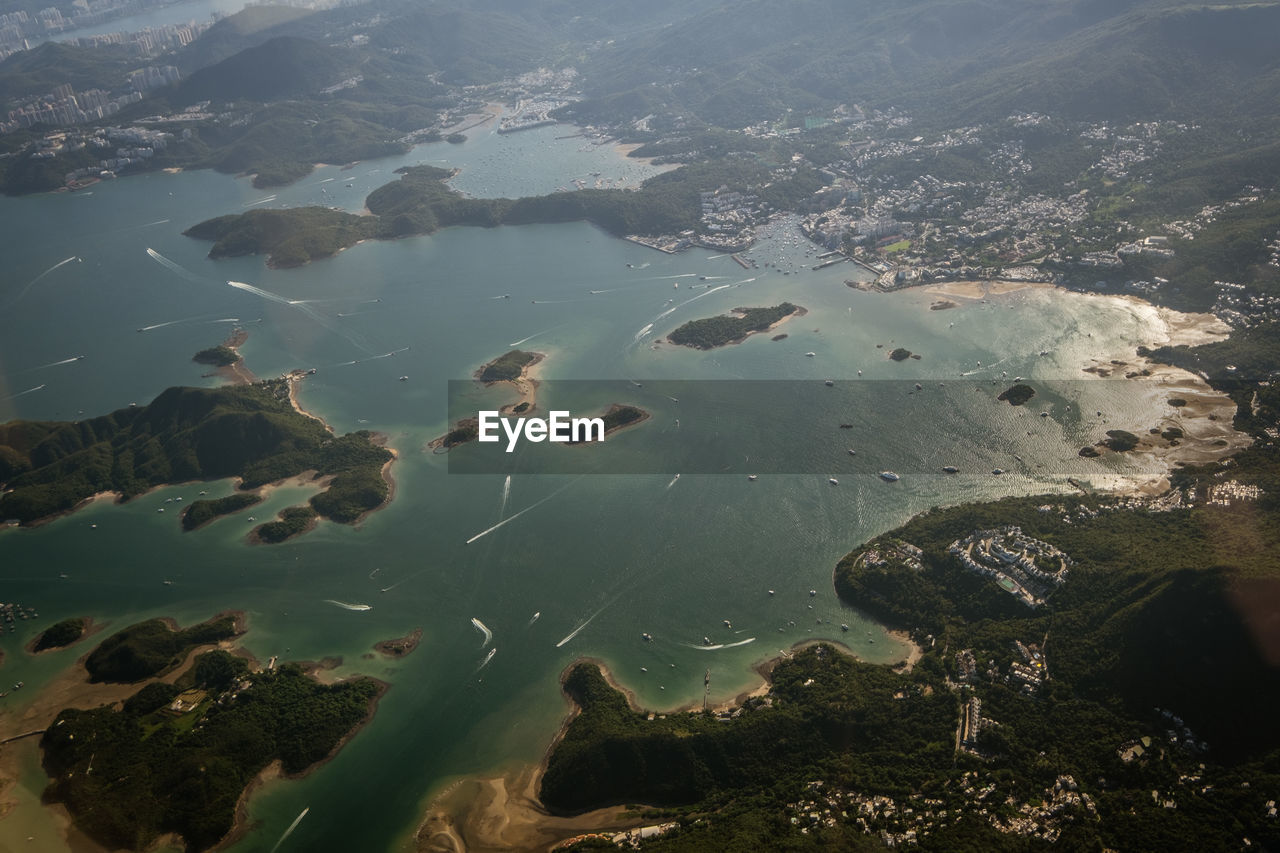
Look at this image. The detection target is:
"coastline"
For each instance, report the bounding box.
[414,639,913,851]
[922,279,1250,495]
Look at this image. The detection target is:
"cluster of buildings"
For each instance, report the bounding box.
[1211,279,1280,329]
[948,525,1073,608]
[784,771,1095,846]
[552,823,679,851]
[3,82,141,132]
[697,186,762,251]
[50,124,180,183]
[0,3,207,61]
[857,538,924,572]
[1,69,178,134]
[1206,479,1265,507]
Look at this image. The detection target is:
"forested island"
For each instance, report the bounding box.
[30,617,89,653]
[42,631,382,852]
[666,303,803,349]
[477,349,541,383]
[84,613,242,683]
[0,380,392,534]
[181,493,263,531]
[181,157,821,267]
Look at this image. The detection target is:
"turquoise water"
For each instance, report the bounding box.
[0,128,1182,851]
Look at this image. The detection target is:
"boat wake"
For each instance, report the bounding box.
[471,617,494,647]
[655,283,732,323]
[508,323,567,347]
[4,384,46,401]
[34,355,85,370]
[269,807,310,853]
[683,637,756,651]
[323,599,372,611]
[146,248,205,284]
[244,194,278,207]
[9,255,78,305]
[666,473,681,490]
[500,474,511,516]
[527,611,541,626]
[477,647,497,670]
[465,478,579,545]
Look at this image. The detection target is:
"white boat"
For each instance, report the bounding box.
[748,474,758,481]
[828,477,839,485]
[805,352,816,357]
[879,471,900,482]
[942,465,959,473]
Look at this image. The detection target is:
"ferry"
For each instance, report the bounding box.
[879,471,900,482]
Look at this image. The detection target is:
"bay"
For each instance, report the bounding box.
[0,125,1199,851]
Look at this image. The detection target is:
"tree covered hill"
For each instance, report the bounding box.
[0,380,391,528]
[566,0,1280,128]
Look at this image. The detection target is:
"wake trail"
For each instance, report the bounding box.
[683,637,757,651]
[477,647,497,671]
[146,248,205,284]
[666,473,680,489]
[471,617,494,647]
[228,280,373,354]
[4,384,46,401]
[555,593,624,648]
[269,808,310,853]
[244,195,278,207]
[323,599,372,611]
[528,611,541,626]
[654,283,732,322]
[10,255,77,304]
[464,479,579,545]
[34,355,85,370]
[500,474,511,516]
[508,323,566,347]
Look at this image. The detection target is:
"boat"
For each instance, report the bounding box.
[942,465,959,473]
[840,624,849,632]
[703,636,712,645]
[723,619,732,628]
[992,468,1005,475]
[879,471,900,482]
[640,666,648,672]
[848,449,856,456]
[399,375,408,381]
[768,589,775,595]
[828,477,839,485]
[748,474,758,481]
[809,589,817,597]
[805,352,816,357]
[825,379,834,386]
[642,632,653,642]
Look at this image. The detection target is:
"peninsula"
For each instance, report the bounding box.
[0,380,393,536]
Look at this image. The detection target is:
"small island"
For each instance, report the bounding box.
[30,617,92,653]
[888,347,915,361]
[477,349,542,383]
[251,505,319,544]
[997,383,1036,406]
[374,627,423,658]
[192,345,241,368]
[667,303,804,349]
[1102,429,1141,452]
[569,404,650,442]
[181,493,264,531]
